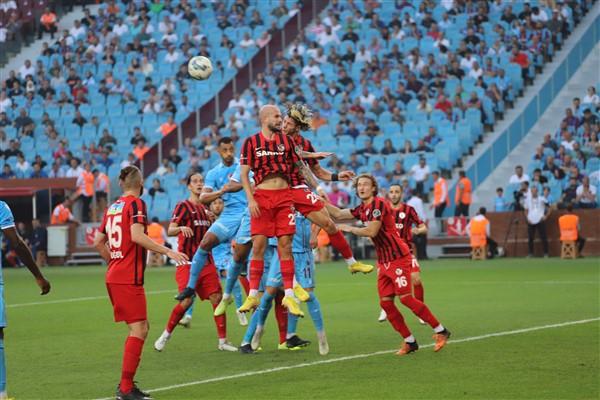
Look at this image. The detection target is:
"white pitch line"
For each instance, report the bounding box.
[6,290,174,308]
[93,317,600,400]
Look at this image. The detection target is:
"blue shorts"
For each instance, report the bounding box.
[0,284,6,328]
[234,209,252,245]
[208,207,244,243]
[263,249,315,290]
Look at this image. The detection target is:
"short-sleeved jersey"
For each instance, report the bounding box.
[204,159,247,211]
[100,196,148,285]
[171,200,213,264]
[239,131,301,186]
[288,134,318,188]
[392,203,423,244]
[350,197,410,263]
[292,213,312,253]
[0,201,16,284]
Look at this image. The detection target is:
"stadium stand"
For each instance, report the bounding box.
[0,0,597,224]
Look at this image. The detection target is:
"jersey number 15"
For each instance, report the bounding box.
[106,215,123,248]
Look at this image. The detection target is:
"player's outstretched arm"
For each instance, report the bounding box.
[295,159,324,196]
[3,227,51,295]
[93,231,111,263]
[130,223,189,263]
[310,163,355,182]
[324,202,355,222]
[199,187,224,205]
[339,220,382,238]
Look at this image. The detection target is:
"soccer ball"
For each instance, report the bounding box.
[188,56,213,80]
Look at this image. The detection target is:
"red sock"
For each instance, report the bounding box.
[280,258,295,290]
[413,282,424,302]
[120,336,145,394]
[328,230,353,259]
[166,303,186,334]
[211,302,227,339]
[238,275,250,295]
[274,292,288,344]
[249,260,264,291]
[380,300,411,338]
[400,295,440,328]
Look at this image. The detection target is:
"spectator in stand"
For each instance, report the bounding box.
[30,162,48,178]
[76,162,95,222]
[98,129,117,148]
[14,154,30,177]
[509,165,530,184]
[149,179,165,198]
[167,148,182,166]
[39,7,57,39]
[454,170,472,217]
[120,153,135,169]
[494,187,509,212]
[559,177,579,209]
[133,139,150,160]
[156,158,174,177]
[510,46,530,82]
[415,139,432,152]
[380,139,397,155]
[434,94,453,114]
[576,176,597,209]
[0,165,16,179]
[410,158,430,196]
[31,219,48,267]
[582,86,599,108]
[525,186,550,257]
[158,116,177,136]
[562,108,580,129]
[327,183,349,208]
[13,108,35,137]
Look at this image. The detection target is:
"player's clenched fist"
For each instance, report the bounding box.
[36,277,51,295]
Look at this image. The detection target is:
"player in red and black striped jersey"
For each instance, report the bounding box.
[153,173,237,353]
[237,105,304,317]
[94,166,188,400]
[282,103,373,275]
[382,184,430,324]
[325,175,450,356]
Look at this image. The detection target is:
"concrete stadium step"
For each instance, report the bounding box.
[66,252,104,266]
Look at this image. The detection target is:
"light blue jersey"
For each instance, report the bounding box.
[204,159,247,211]
[0,201,15,328]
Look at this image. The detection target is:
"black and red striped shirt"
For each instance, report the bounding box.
[350,197,410,263]
[171,200,213,264]
[100,195,147,285]
[392,203,423,244]
[240,131,301,186]
[288,134,318,187]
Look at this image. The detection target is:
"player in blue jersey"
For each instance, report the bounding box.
[175,137,254,302]
[0,201,51,399]
[239,213,328,355]
[209,198,248,326]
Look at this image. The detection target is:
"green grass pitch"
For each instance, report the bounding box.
[3,258,599,399]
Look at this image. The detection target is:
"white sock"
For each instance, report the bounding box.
[404,335,416,343]
[219,338,227,345]
[286,333,295,339]
[249,289,259,297]
[344,257,357,266]
[222,293,231,300]
[284,288,294,297]
[162,329,171,338]
[434,324,445,333]
[293,275,298,286]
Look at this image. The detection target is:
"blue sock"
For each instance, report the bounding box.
[307,292,324,332]
[184,298,195,318]
[232,281,243,308]
[186,248,209,288]
[287,313,299,337]
[224,260,245,295]
[242,309,260,344]
[256,292,274,326]
[0,338,5,394]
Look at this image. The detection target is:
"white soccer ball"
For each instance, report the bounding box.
[188,56,213,80]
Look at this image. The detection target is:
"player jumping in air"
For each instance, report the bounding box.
[283,104,373,275]
[94,166,188,400]
[237,105,305,316]
[153,173,238,353]
[325,175,451,356]
[0,201,51,400]
[379,184,429,324]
